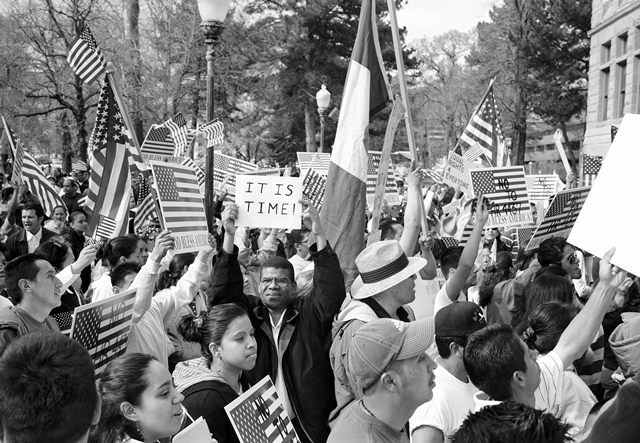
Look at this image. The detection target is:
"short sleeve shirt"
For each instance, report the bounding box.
[534,351,564,415]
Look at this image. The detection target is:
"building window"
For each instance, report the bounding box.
[601,68,610,121]
[602,41,611,64]
[545,144,555,151]
[617,33,628,57]
[617,62,627,118]
[536,145,544,152]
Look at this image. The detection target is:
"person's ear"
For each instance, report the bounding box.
[450,342,463,358]
[209,343,220,357]
[113,286,121,295]
[513,370,526,388]
[18,279,30,293]
[380,371,400,393]
[120,402,138,421]
[291,280,297,293]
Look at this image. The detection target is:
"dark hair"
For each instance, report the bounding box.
[5,254,47,304]
[535,265,569,279]
[0,331,98,443]
[261,256,295,282]
[290,228,311,245]
[90,353,158,443]
[22,202,45,219]
[451,401,571,443]
[478,252,514,308]
[50,204,67,217]
[436,335,469,360]
[463,323,528,401]
[537,237,568,268]
[68,211,86,225]
[511,274,574,331]
[34,239,73,272]
[0,187,14,203]
[155,253,196,293]
[179,304,248,365]
[516,247,537,272]
[97,236,139,269]
[521,301,576,355]
[379,219,403,241]
[441,246,463,279]
[110,262,141,289]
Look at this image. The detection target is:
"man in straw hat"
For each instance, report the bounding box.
[327,317,437,443]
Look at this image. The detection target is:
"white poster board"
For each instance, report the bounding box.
[568,114,640,275]
[235,175,303,229]
[442,151,478,195]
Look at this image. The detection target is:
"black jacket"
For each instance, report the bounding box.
[5,227,58,261]
[209,243,345,443]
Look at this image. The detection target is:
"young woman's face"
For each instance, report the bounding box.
[137,239,149,264]
[215,315,257,372]
[133,360,185,442]
[70,214,88,233]
[52,207,67,222]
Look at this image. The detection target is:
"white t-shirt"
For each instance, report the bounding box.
[534,351,564,415]
[433,282,465,315]
[410,359,479,442]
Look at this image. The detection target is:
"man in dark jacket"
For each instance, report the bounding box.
[5,203,58,261]
[210,201,345,443]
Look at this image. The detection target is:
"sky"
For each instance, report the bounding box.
[396,0,498,42]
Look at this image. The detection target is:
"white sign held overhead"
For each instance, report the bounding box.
[235,175,303,230]
[442,151,478,195]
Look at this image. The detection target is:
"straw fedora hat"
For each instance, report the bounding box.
[350,241,427,300]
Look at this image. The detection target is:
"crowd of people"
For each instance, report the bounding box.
[0,162,638,443]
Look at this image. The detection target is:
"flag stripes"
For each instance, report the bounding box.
[66,27,106,85]
[458,84,504,159]
[302,168,327,211]
[95,215,118,239]
[134,176,156,232]
[366,151,398,204]
[163,114,190,157]
[198,119,225,148]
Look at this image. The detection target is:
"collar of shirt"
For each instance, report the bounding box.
[26,228,42,243]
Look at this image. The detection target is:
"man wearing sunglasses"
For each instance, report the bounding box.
[537,237,582,280]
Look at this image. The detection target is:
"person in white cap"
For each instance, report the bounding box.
[327,317,437,443]
[329,240,428,423]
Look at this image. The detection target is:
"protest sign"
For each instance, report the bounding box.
[225,376,300,443]
[442,151,478,195]
[517,227,535,250]
[173,417,213,443]
[569,114,640,275]
[150,161,209,253]
[366,151,399,206]
[70,288,136,378]
[470,166,533,228]
[302,167,327,211]
[525,175,564,201]
[526,187,590,250]
[235,175,303,230]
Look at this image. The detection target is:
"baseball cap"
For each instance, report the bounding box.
[346,317,435,393]
[435,301,487,337]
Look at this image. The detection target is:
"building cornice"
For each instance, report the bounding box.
[589,2,640,36]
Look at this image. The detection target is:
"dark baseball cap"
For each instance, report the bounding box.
[435,301,487,337]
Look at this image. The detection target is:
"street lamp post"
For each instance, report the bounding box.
[316,84,330,153]
[197,0,230,234]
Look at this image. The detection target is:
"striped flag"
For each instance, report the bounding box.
[525,175,564,201]
[302,167,327,211]
[66,27,106,85]
[225,376,300,443]
[198,119,224,148]
[422,168,444,183]
[163,114,190,157]
[141,125,195,158]
[319,0,390,287]
[2,118,25,183]
[95,215,117,239]
[150,161,209,253]
[582,153,602,187]
[458,83,504,160]
[133,176,156,232]
[297,152,317,171]
[366,151,399,206]
[2,118,66,216]
[526,187,590,251]
[297,152,331,176]
[213,153,259,199]
[470,166,533,228]
[70,289,136,378]
[84,75,135,239]
[463,143,484,162]
[181,157,206,197]
[71,159,87,171]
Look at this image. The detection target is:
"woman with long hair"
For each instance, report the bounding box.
[90,353,185,443]
[63,211,91,292]
[90,236,142,302]
[173,303,256,443]
[512,273,575,332]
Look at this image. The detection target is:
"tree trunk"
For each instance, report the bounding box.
[72,74,89,163]
[125,0,144,144]
[61,112,73,173]
[305,104,317,152]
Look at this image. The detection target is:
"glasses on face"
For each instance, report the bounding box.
[558,253,579,265]
[260,277,291,287]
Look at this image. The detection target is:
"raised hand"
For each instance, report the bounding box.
[221,203,239,236]
[150,230,175,263]
[599,247,627,288]
[299,200,324,236]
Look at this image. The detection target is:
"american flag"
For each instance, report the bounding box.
[70,289,136,378]
[2,118,66,216]
[163,114,191,157]
[225,376,300,443]
[52,311,74,336]
[525,187,590,251]
[198,119,225,148]
[302,168,326,211]
[141,124,195,158]
[458,84,504,159]
[517,227,535,250]
[133,176,156,232]
[463,143,485,162]
[297,152,331,175]
[525,175,563,202]
[95,215,117,239]
[181,157,206,197]
[470,166,531,227]
[85,76,135,239]
[213,153,259,199]
[150,162,209,252]
[422,168,444,183]
[66,26,106,85]
[611,124,618,142]
[582,153,602,187]
[72,159,87,171]
[366,151,398,205]
[441,237,459,248]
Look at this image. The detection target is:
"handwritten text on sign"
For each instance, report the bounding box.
[442,151,477,194]
[235,175,303,229]
[470,166,533,228]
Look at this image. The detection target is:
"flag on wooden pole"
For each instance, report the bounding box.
[67,27,106,85]
[458,81,504,161]
[319,0,390,287]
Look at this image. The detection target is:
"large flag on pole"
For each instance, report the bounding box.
[319,0,390,287]
[85,75,136,239]
[66,26,106,85]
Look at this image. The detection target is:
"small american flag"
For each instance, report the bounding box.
[52,311,74,336]
[66,27,106,85]
[366,151,398,205]
[198,119,225,148]
[225,376,300,443]
[213,153,259,199]
[611,125,618,142]
[163,114,190,157]
[422,168,444,183]
[297,152,330,174]
[441,237,459,248]
[181,157,206,197]
[526,187,590,251]
[517,227,535,250]
[302,168,327,211]
[70,289,136,378]
[151,161,209,252]
[463,143,484,162]
[133,176,156,232]
[582,154,602,187]
[95,215,118,239]
[141,124,195,158]
[458,83,505,159]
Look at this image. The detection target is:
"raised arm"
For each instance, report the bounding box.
[399,163,423,256]
[57,244,99,292]
[554,247,626,368]
[418,233,437,280]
